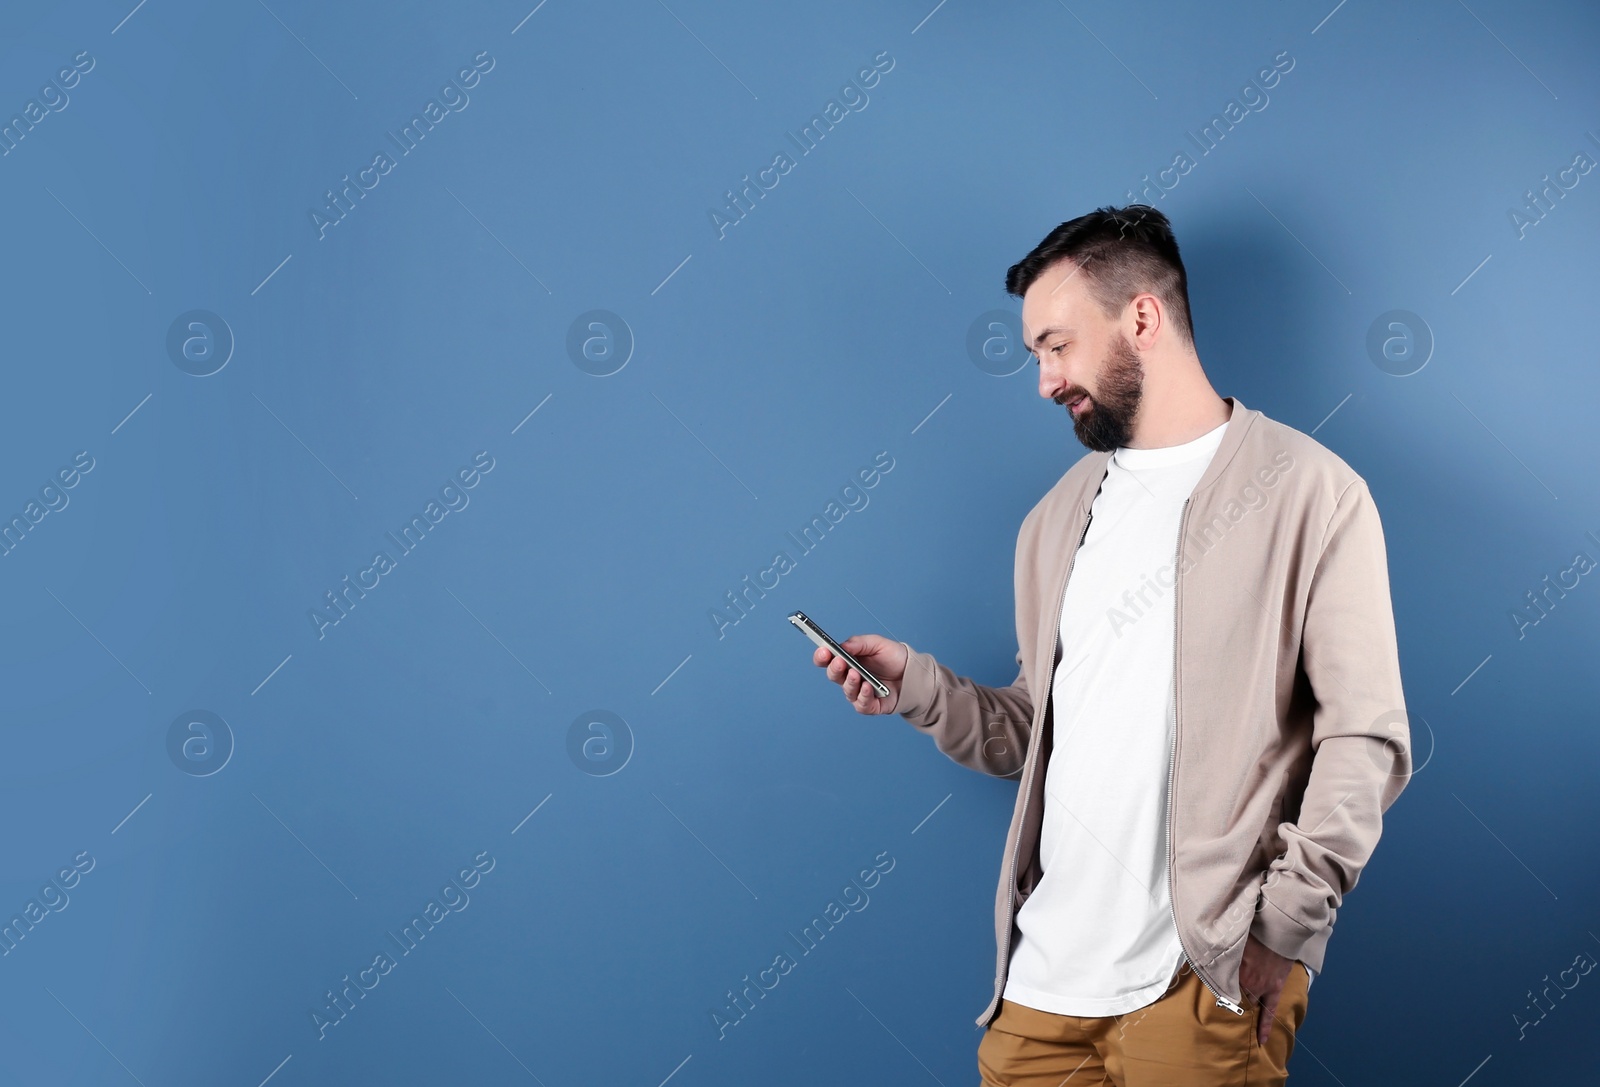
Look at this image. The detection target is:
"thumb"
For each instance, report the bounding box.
[1258,993,1279,1046]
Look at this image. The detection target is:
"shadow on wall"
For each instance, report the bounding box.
[1181,217,1315,411]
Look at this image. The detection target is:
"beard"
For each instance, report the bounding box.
[1055,331,1144,452]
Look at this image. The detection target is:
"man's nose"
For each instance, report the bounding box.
[1039,364,1064,401]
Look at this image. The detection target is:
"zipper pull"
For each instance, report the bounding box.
[1215,995,1245,1015]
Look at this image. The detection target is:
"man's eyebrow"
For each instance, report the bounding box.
[1026,325,1075,349]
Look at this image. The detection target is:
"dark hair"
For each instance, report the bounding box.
[1004,204,1195,346]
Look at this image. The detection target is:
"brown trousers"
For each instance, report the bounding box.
[977,959,1311,1086]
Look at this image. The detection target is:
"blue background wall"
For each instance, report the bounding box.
[1,0,1596,1083]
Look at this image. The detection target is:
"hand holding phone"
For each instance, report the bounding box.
[789,610,905,713]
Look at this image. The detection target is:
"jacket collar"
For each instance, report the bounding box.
[1074,395,1256,515]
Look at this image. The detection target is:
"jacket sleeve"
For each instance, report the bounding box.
[1251,477,1413,964]
[893,644,1034,779]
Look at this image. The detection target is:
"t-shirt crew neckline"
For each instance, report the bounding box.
[1112,417,1230,471]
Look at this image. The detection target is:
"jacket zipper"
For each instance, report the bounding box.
[992,502,1092,1019]
[1168,496,1246,1015]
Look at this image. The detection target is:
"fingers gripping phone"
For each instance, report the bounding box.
[788,610,891,700]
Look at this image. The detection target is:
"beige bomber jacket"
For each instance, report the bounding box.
[894,396,1412,1027]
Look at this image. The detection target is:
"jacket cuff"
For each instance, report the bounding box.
[895,642,937,722]
[1250,878,1320,963]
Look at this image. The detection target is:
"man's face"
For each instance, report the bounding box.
[1021,259,1143,452]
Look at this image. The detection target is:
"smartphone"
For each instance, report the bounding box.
[788,610,892,700]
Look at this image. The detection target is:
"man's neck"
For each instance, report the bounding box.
[1125,390,1230,450]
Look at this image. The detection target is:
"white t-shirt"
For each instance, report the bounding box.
[1003,418,1314,1016]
